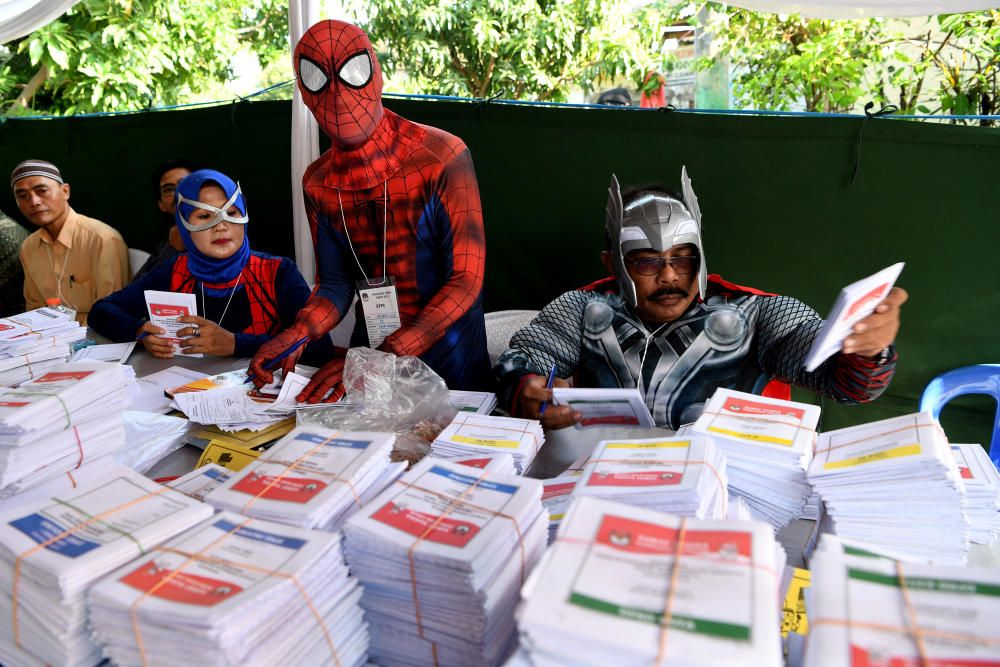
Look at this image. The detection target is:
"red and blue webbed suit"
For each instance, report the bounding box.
[249,20,491,399]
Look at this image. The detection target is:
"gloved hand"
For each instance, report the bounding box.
[298,356,347,403]
[248,295,341,387]
[247,322,310,387]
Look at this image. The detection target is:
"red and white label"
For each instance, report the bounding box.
[596,515,752,558]
[35,371,94,383]
[121,560,243,606]
[587,470,683,487]
[845,283,889,319]
[231,473,327,503]
[150,304,189,318]
[371,502,480,547]
[722,396,804,420]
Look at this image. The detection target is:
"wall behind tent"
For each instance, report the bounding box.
[1,99,997,440]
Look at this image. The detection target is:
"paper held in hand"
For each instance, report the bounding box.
[144,290,202,358]
[803,262,904,372]
[552,387,655,429]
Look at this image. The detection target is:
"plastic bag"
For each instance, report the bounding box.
[117,411,192,474]
[298,347,457,465]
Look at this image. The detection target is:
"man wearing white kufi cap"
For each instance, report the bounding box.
[495,168,908,430]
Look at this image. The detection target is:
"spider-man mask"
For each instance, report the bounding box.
[295,20,384,149]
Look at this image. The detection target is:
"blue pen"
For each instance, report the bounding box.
[247,337,310,383]
[538,364,558,416]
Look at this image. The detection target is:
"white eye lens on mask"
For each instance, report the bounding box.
[338,51,372,88]
[177,185,248,232]
[298,56,329,93]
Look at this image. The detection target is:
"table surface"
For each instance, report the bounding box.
[116,339,1000,570]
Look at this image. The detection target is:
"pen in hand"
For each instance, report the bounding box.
[538,364,558,417]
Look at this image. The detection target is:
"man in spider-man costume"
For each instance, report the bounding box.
[249,20,491,400]
[496,171,908,430]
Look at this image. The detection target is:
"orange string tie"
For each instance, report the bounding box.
[405,466,494,667]
[813,422,939,457]
[654,517,688,666]
[72,425,84,469]
[240,431,345,514]
[895,562,930,667]
[11,486,172,648]
[149,545,342,667]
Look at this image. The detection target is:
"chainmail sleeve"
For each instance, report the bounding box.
[494,290,594,413]
[754,295,896,404]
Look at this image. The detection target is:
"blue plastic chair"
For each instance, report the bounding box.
[919,364,1000,468]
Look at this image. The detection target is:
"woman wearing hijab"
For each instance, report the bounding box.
[89,169,333,362]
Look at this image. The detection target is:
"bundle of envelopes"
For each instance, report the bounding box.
[0,362,133,498]
[88,512,370,667]
[0,307,85,387]
[951,443,1000,544]
[804,536,1000,667]
[691,388,820,530]
[541,475,578,544]
[516,497,784,667]
[571,437,728,520]
[343,457,547,667]
[167,463,233,502]
[206,427,403,532]
[431,413,544,475]
[808,412,969,564]
[0,468,211,667]
[448,390,498,415]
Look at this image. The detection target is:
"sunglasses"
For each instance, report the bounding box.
[625,254,699,276]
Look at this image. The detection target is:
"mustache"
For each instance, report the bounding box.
[648,286,690,300]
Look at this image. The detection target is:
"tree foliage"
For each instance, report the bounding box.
[347,0,672,101]
[0,0,288,116]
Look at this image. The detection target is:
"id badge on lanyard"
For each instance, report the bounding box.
[357,277,401,348]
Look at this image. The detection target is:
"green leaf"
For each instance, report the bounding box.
[47,43,70,69]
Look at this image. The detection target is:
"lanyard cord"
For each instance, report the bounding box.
[44,244,75,309]
[336,181,389,287]
[199,273,242,328]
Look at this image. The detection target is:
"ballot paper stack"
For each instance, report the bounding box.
[804,536,1000,667]
[808,412,969,564]
[0,467,212,667]
[516,497,784,667]
[541,476,578,543]
[0,361,133,498]
[88,512,369,667]
[431,413,544,475]
[691,388,820,530]
[952,444,1000,544]
[0,307,86,386]
[172,370,319,432]
[449,390,498,415]
[572,437,728,520]
[205,427,402,533]
[167,463,233,502]
[343,457,548,667]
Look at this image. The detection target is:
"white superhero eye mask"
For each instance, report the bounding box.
[177,185,249,232]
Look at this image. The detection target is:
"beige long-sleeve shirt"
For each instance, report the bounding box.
[19,208,129,324]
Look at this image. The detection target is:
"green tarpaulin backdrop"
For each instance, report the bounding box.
[1,98,997,442]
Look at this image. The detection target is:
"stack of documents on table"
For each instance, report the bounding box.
[952,443,1000,544]
[172,371,321,432]
[691,388,820,530]
[167,463,232,502]
[804,536,1000,667]
[571,437,728,519]
[541,475,578,543]
[431,412,544,475]
[343,457,547,667]
[88,511,369,667]
[516,496,783,667]
[800,492,821,520]
[449,390,498,414]
[205,427,400,532]
[552,387,654,428]
[69,341,135,363]
[0,362,132,497]
[128,365,208,413]
[453,452,518,475]
[808,412,969,564]
[0,467,212,667]
[0,307,86,386]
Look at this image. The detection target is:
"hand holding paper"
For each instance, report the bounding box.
[804,263,906,371]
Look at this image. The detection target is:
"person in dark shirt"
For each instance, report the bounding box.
[133,158,196,280]
[89,169,333,363]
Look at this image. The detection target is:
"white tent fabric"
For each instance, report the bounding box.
[288,0,321,284]
[725,1,998,18]
[0,0,80,44]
